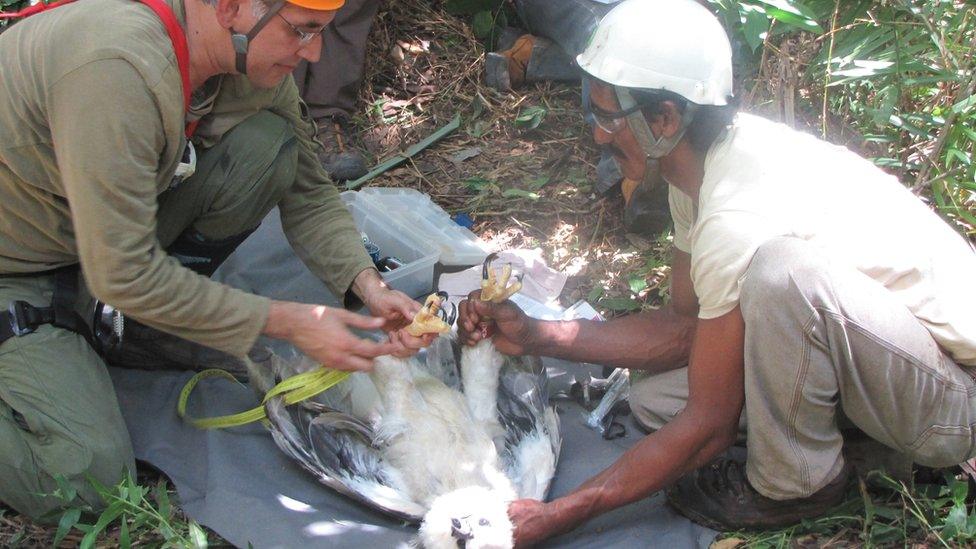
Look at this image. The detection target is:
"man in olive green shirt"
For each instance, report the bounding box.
[0,0,428,519]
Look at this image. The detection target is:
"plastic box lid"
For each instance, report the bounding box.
[340,192,439,298]
[355,187,489,267]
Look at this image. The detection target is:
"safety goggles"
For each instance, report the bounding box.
[276,12,328,45]
[590,103,644,134]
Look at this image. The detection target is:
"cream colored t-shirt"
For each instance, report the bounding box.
[671,113,976,366]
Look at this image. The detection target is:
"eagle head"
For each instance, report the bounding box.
[418,486,513,549]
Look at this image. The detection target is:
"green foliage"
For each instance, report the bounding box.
[0,0,29,31]
[515,105,548,130]
[708,0,825,52]
[47,472,209,548]
[0,0,27,10]
[706,0,976,235]
[722,471,976,547]
[444,0,512,48]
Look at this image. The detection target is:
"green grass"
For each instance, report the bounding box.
[718,470,976,548]
[707,0,976,237]
[41,472,213,548]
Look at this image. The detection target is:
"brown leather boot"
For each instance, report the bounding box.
[485,33,579,91]
[485,34,535,90]
[667,457,853,531]
[316,115,368,181]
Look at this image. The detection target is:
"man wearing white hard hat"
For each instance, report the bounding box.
[458,0,976,542]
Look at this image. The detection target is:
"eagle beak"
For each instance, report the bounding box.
[451,518,473,547]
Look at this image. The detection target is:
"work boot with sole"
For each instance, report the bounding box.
[485,34,578,91]
[621,176,672,236]
[595,151,623,196]
[667,457,853,531]
[317,115,368,181]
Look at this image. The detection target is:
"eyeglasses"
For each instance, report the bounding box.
[276,12,327,46]
[591,103,644,134]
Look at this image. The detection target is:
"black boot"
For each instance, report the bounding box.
[316,115,368,181]
[667,457,853,531]
[623,177,672,236]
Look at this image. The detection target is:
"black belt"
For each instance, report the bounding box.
[1,267,94,348]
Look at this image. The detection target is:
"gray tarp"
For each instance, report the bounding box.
[109,210,716,548]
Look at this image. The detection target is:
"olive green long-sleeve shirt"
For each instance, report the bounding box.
[0,0,373,355]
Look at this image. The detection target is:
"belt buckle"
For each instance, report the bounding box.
[8,301,37,337]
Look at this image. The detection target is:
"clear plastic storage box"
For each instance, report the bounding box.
[341,192,439,298]
[357,187,489,267]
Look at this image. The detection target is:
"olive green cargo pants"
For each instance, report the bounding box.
[630,237,976,500]
[0,111,296,520]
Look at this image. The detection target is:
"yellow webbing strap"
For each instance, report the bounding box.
[178,367,351,429]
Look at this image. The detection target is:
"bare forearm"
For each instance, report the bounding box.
[263,300,303,340]
[528,306,695,372]
[350,267,385,301]
[525,308,747,541]
[546,412,736,534]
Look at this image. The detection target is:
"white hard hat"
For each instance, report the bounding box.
[577,0,733,106]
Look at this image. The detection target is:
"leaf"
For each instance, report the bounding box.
[129,512,150,532]
[753,1,824,33]
[119,516,131,549]
[54,475,77,503]
[468,120,489,138]
[740,7,770,52]
[155,479,173,520]
[189,521,209,549]
[952,95,976,114]
[85,474,111,500]
[471,10,494,39]
[515,105,547,130]
[587,286,605,303]
[868,522,903,544]
[599,297,642,312]
[347,114,461,190]
[950,477,968,504]
[444,0,502,16]
[872,505,900,520]
[501,188,540,200]
[944,503,967,537]
[524,175,551,190]
[80,500,124,549]
[469,93,486,120]
[127,482,146,507]
[628,275,648,295]
[159,522,178,542]
[53,508,81,547]
[463,177,492,192]
[966,511,976,536]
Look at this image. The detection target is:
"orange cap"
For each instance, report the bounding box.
[287,0,344,9]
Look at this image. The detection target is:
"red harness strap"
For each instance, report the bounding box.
[2,0,196,137]
[0,0,77,18]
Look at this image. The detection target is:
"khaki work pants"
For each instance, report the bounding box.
[631,237,976,500]
[0,111,296,520]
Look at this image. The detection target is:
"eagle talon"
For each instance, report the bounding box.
[406,293,454,337]
[480,254,523,304]
[436,293,458,326]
